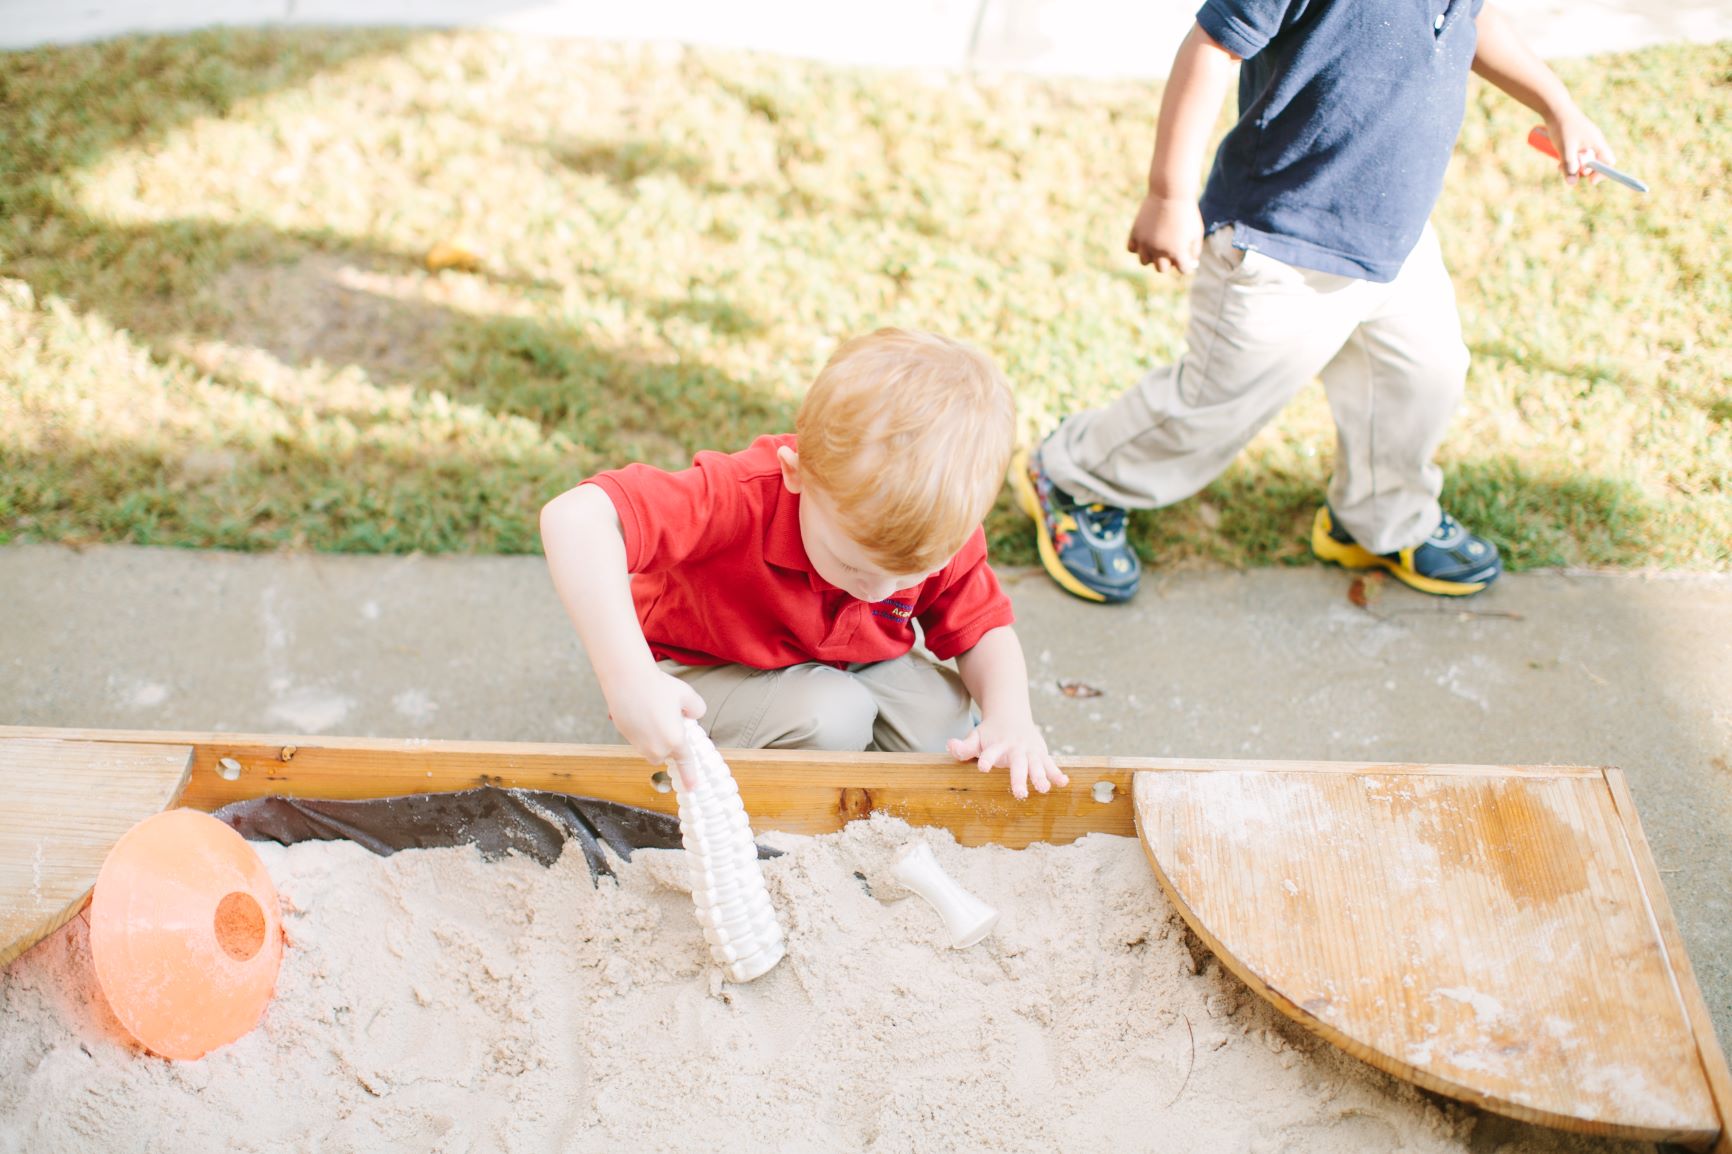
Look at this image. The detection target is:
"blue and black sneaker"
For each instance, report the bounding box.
[1011,445,1140,604]
[1312,505,1502,596]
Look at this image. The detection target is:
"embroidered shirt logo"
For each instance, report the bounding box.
[870,598,914,625]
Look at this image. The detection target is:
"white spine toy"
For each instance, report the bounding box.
[890,841,1000,949]
[668,720,786,983]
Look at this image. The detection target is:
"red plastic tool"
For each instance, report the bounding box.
[1526,126,1648,193]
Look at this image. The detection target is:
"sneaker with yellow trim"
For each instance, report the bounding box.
[1312,505,1501,596]
[1011,445,1140,604]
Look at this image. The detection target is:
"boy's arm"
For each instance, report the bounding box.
[539,484,705,781]
[950,626,1068,801]
[1126,21,1240,276]
[1472,4,1614,181]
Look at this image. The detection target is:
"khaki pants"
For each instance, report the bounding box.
[1043,224,1468,555]
[660,652,974,753]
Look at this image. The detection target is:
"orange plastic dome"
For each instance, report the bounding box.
[89,809,284,1060]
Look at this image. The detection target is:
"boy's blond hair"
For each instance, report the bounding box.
[797,328,1015,574]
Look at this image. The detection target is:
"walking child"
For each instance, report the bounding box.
[1016,1,1618,601]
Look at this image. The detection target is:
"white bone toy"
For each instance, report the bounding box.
[890,841,1000,949]
[667,721,786,983]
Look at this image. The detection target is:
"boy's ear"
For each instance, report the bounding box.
[775,445,802,494]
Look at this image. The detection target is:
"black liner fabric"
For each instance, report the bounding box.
[213,787,778,882]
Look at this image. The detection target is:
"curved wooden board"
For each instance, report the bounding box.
[1,739,193,966]
[1133,768,1720,1146]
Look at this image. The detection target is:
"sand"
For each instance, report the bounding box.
[0,817,1651,1154]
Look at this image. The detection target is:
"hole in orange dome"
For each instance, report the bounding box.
[214,892,266,962]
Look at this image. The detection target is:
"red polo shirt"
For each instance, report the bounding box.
[584,434,1015,669]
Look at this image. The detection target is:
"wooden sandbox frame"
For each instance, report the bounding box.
[2,725,1727,1151]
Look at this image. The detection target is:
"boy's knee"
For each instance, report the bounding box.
[1437,339,1469,399]
[875,704,973,755]
[757,667,877,752]
[862,659,975,754]
[1398,339,1468,425]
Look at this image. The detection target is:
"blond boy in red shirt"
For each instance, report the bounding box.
[541,328,1066,800]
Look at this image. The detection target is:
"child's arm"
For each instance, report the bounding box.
[540,485,706,782]
[1126,22,1240,276]
[1472,4,1614,183]
[949,626,1069,801]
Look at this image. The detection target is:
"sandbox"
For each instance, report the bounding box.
[1,728,1727,1152]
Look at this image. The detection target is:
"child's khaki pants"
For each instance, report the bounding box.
[1042,223,1469,555]
[660,652,973,753]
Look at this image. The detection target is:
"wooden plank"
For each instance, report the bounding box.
[187,742,1139,849]
[1603,768,1732,1154]
[1133,768,1719,1145]
[0,739,192,966]
[0,727,1136,848]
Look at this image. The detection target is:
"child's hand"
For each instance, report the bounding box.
[603,668,707,788]
[1127,192,1204,276]
[1542,110,1615,186]
[948,716,1069,801]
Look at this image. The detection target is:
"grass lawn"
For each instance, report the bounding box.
[1,31,1727,569]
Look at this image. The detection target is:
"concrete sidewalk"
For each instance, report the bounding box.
[4,543,1729,1049]
[4,0,1730,76]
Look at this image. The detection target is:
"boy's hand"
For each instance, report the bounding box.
[1543,109,1615,186]
[603,668,707,788]
[1127,193,1204,276]
[948,717,1069,801]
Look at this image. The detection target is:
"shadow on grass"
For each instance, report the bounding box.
[0,29,409,216]
[536,126,889,230]
[2,27,793,547]
[3,431,555,553]
[449,311,787,458]
[550,137,710,187]
[1443,457,1705,568]
[1,30,1717,569]
[6,205,790,462]
[1469,339,1622,390]
[646,294,766,338]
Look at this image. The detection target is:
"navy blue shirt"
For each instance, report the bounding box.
[1196,0,1484,282]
